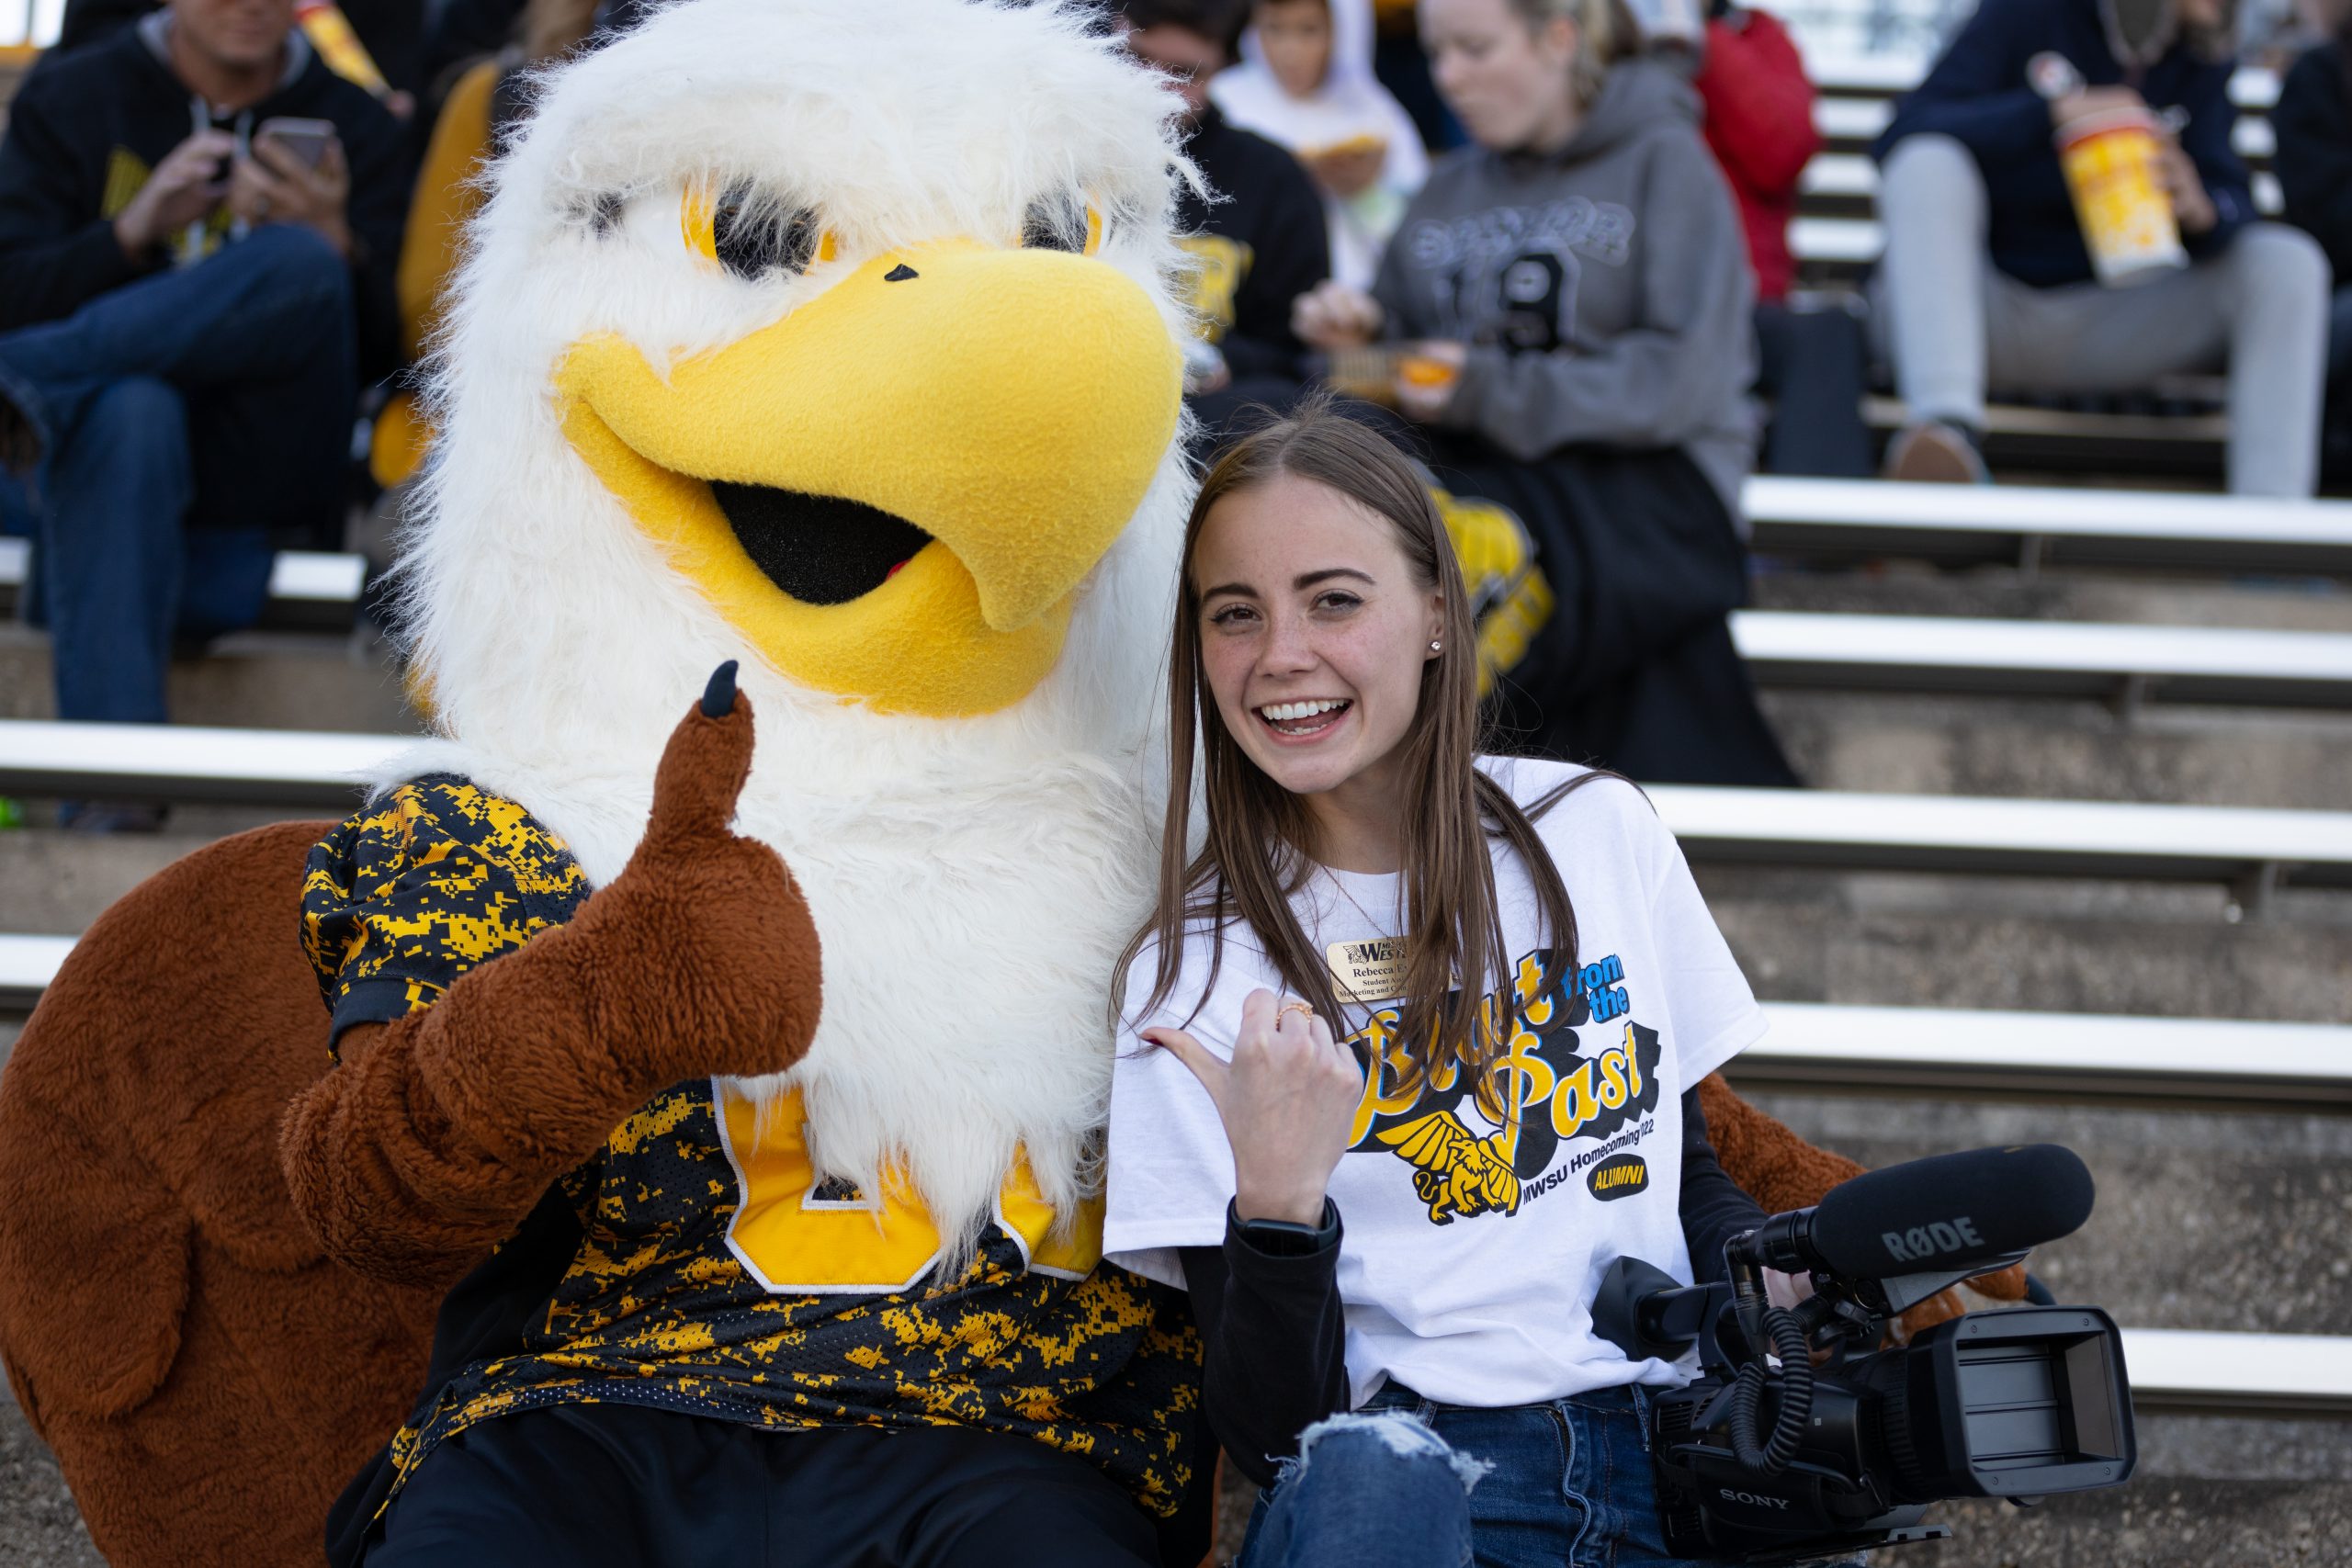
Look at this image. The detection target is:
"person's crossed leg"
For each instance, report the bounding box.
[0,223,356,740]
[1875,131,2330,497]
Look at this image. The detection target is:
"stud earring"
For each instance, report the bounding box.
[1430,639,1442,653]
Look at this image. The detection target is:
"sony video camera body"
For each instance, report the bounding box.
[1593,1144,2137,1565]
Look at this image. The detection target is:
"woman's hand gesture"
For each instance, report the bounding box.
[1144,988,1363,1227]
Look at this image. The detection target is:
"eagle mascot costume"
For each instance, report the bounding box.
[0,2,1946,1563]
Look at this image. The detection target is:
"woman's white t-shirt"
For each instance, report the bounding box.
[1104,758,1767,1410]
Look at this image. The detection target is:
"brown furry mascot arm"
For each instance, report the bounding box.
[1698,1076,2029,1337]
[281,676,823,1290]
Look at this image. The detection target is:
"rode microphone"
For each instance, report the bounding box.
[1736,1145,2095,1279]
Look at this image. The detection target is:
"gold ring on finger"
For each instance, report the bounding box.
[1277,1000,1316,1025]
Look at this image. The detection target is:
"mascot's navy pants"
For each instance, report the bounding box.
[364,1404,1162,1567]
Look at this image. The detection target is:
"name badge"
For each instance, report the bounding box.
[1327,936,1410,1003]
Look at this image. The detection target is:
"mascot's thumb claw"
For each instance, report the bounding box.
[648,660,756,844]
[702,659,740,718]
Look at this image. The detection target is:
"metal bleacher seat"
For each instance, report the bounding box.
[2122,1329,2352,1415]
[1730,610,2352,710]
[0,718,409,805]
[6,719,2350,905]
[0,536,368,631]
[2,930,2343,1111]
[1746,476,2352,575]
[1746,1002,2352,1107]
[8,475,2347,648]
[1650,784,2352,908]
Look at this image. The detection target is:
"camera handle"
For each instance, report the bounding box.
[1865,1249,2031,1317]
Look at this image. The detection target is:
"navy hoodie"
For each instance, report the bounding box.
[1873,0,2252,288]
[2274,39,2352,283]
[0,17,407,373]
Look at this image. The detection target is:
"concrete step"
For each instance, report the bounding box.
[1916,1476,2349,1568]
[0,816,322,934]
[1702,866,2352,1023]
[0,625,419,733]
[0,1378,98,1568]
[1763,689,2352,811]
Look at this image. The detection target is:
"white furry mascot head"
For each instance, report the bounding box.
[399,0,1194,1259]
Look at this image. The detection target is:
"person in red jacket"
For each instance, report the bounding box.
[1692,0,1872,476]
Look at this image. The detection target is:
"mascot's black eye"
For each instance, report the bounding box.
[709,185,828,280]
[1021,195,1095,254]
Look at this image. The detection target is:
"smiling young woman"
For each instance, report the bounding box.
[1104,401,1800,1567]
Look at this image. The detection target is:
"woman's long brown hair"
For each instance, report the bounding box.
[1116,400,1597,1089]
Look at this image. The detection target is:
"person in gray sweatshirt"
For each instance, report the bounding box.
[1295,0,1796,788]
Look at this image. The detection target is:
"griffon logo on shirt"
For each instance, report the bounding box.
[1340,945,1662,1224]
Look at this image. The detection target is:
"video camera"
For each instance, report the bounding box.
[1593,1145,2136,1564]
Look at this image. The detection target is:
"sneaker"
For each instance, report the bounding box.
[1883,421,1990,485]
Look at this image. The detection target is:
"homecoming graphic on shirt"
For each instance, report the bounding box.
[1340,944,1663,1225]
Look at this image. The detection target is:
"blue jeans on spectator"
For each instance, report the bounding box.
[1238,1382,1724,1568]
[0,223,355,725]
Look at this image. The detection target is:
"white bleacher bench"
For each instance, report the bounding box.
[1746,477,2352,576]
[9,720,2352,903]
[1650,784,2352,906]
[0,720,411,806]
[1744,1003,2352,1109]
[0,933,72,1011]
[17,479,2344,625]
[0,537,367,631]
[5,926,2344,1111]
[1729,611,2352,710]
[2122,1329,2352,1416]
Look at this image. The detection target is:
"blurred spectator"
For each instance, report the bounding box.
[0,0,405,823]
[1295,0,1795,786]
[369,0,606,493]
[48,0,424,110]
[1371,0,1467,151]
[1212,0,1430,287]
[1119,0,1335,443]
[1692,0,1872,477]
[1871,0,2330,495]
[2274,5,2352,477]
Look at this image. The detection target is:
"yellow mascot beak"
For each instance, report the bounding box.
[557,240,1181,716]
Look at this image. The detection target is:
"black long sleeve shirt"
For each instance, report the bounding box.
[1173,105,1329,383]
[1180,1087,1766,1487]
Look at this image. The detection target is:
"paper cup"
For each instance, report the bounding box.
[2056,107,2188,287]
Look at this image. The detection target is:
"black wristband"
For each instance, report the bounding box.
[1228,1196,1340,1258]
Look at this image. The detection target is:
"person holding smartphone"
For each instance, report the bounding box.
[1103,400,1811,1567]
[0,0,406,824]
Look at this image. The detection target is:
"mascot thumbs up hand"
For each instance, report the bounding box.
[282,660,821,1292]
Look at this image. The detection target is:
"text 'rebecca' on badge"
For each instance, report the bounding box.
[1328,937,1410,1004]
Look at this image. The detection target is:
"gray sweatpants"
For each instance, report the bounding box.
[1874,132,2330,497]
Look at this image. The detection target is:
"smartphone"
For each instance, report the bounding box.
[256,117,338,170]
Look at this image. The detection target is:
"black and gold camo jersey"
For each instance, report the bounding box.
[302,778,1201,1528]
